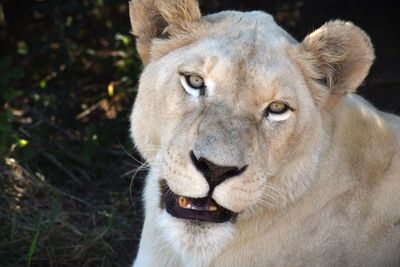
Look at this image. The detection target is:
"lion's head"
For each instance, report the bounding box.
[129,0,374,263]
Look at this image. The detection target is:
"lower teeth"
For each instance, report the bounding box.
[208,205,217,211]
[177,196,218,211]
[178,196,188,208]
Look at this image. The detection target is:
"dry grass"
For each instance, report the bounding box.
[0,150,145,267]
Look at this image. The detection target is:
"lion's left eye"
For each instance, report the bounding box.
[264,101,293,121]
[267,101,288,114]
[180,74,206,97]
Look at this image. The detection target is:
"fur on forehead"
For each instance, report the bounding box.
[130,1,375,108]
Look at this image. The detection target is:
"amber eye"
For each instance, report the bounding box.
[180,74,206,97]
[267,101,289,114]
[264,101,293,122]
[186,75,205,89]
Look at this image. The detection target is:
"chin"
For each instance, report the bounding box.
[155,181,238,265]
[156,210,235,267]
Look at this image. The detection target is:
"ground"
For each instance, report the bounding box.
[0,0,399,266]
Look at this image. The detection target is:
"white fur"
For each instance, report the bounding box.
[129,2,400,266]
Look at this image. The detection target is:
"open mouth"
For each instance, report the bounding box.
[161,182,236,223]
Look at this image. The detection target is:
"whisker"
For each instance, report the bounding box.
[129,162,150,208]
[264,184,288,204]
[118,142,146,166]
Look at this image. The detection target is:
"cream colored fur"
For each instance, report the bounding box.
[129,1,400,266]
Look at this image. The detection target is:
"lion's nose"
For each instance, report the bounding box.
[190,151,247,190]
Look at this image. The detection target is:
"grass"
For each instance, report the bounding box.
[0,149,146,267]
[26,224,39,267]
[0,1,146,265]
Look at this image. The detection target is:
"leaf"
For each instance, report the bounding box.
[3,87,16,102]
[0,143,8,157]
[65,16,73,27]
[0,72,10,87]
[115,33,130,46]
[39,80,47,89]
[0,110,13,133]
[17,138,29,147]
[0,121,11,131]
[26,226,40,267]
[95,0,104,7]
[17,41,29,55]
[86,48,95,56]
[9,67,25,80]
[107,206,117,229]
[0,55,12,70]
[107,82,115,97]
[10,213,17,242]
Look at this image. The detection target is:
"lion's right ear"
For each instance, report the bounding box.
[297,21,375,107]
[129,0,201,65]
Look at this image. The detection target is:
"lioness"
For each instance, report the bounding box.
[129,1,400,266]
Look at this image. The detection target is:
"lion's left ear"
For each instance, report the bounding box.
[298,21,375,104]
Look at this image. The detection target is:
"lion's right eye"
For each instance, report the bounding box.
[187,75,204,89]
[180,74,206,97]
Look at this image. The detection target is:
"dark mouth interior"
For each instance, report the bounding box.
[161,183,236,223]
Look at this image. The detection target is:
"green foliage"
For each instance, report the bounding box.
[0,1,144,266]
[0,55,25,157]
[0,0,141,161]
[26,226,40,267]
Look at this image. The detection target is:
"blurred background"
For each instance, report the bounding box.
[0,0,399,266]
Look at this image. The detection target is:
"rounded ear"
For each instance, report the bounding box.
[129,0,201,65]
[298,21,375,104]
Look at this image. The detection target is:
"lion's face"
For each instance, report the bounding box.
[129,0,373,262]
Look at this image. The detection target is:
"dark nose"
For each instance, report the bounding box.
[190,151,247,191]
